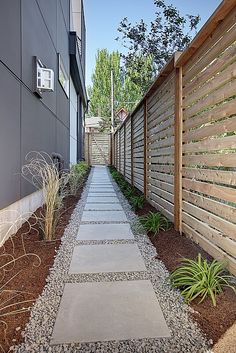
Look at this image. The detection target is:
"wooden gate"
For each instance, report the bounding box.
[85,132,111,165]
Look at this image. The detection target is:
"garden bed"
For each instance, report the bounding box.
[0,175,88,353]
[109,167,236,346]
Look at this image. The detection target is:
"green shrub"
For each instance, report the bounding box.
[124,187,136,199]
[170,254,236,306]
[72,161,89,176]
[139,211,170,235]
[69,162,89,196]
[130,195,145,210]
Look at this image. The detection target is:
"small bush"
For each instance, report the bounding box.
[170,254,236,306]
[72,161,89,175]
[139,211,170,235]
[123,187,135,199]
[130,195,145,210]
[69,162,89,196]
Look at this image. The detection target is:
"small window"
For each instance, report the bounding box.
[58,54,69,98]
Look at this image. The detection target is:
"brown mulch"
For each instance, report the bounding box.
[0,178,87,352]
[134,197,236,344]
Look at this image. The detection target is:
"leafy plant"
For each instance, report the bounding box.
[22,151,69,241]
[123,187,135,199]
[170,254,236,306]
[117,0,200,76]
[72,161,89,175]
[130,195,145,210]
[68,162,89,196]
[139,211,170,235]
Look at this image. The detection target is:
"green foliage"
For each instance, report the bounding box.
[139,211,170,235]
[88,49,154,126]
[69,162,89,196]
[170,254,236,306]
[72,161,89,175]
[117,0,200,75]
[87,49,123,128]
[130,195,145,210]
[123,186,135,199]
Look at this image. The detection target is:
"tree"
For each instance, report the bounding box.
[88,49,121,119]
[117,0,200,74]
[88,49,152,130]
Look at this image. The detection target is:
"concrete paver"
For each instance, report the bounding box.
[84,203,123,210]
[51,281,170,344]
[81,210,127,222]
[69,244,145,273]
[87,192,116,197]
[51,166,170,346]
[86,196,120,203]
[77,223,134,240]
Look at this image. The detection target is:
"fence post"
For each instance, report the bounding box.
[109,133,113,166]
[119,129,121,172]
[144,99,148,198]
[130,115,134,186]
[174,66,183,234]
[124,123,126,178]
[87,133,90,166]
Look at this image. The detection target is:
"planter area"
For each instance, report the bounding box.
[109,166,236,348]
[0,164,89,353]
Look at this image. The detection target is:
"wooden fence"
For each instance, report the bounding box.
[112,1,236,275]
[85,132,111,165]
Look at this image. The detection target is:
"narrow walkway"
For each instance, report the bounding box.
[15,166,208,353]
[51,166,170,344]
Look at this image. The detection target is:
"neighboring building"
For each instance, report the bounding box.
[116,107,128,122]
[0,0,87,240]
[85,116,103,132]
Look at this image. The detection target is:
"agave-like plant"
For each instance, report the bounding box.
[139,211,170,235]
[170,254,236,306]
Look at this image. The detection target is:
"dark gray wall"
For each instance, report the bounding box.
[0,0,73,209]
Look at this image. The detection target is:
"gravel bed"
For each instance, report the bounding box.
[67,271,149,283]
[80,221,130,224]
[13,167,212,353]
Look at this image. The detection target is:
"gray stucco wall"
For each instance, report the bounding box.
[0,0,75,209]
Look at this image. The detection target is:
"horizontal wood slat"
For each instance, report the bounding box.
[112,5,236,275]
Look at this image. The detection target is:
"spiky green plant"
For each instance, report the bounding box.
[170,254,236,306]
[123,187,135,199]
[139,211,170,235]
[130,195,145,210]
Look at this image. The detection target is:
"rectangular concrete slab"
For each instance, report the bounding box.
[69,244,146,274]
[87,193,116,197]
[81,210,127,222]
[84,203,123,211]
[90,183,113,185]
[77,223,134,240]
[86,197,119,203]
[51,280,170,344]
[89,187,114,191]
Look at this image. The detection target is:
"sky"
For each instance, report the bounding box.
[84,0,222,86]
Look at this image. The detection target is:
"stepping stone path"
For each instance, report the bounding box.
[51,166,170,346]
